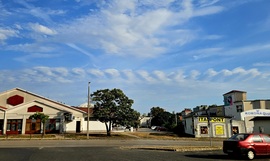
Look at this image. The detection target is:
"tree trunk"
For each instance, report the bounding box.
[105,121,111,136]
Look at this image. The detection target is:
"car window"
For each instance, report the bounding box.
[262,135,270,143]
[252,135,263,143]
[229,134,249,141]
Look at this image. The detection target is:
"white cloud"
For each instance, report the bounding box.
[153,70,170,82]
[122,69,137,81]
[72,68,86,77]
[104,69,120,78]
[191,43,270,60]
[205,68,218,77]
[88,69,105,78]
[194,6,223,16]
[0,27,19,43]
[30,23,57,35]
[137,70,156,82]
[197,0,220,8]
[189,70,200,79]
[52,0,225,58]
[253,62,270,67]
[6,43,55,53]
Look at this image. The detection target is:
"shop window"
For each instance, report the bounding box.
[232,126,239,134]
[25,119,41,134]
[200,126,208,134]
[6,119,22,134]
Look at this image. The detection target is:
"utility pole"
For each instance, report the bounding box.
[87,82,91,139]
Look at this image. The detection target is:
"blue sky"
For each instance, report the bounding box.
[1,0,270,114]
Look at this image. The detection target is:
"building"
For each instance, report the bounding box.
[139,116,151,128]
[184,105,236,138]
[0,88,105,135]
[224,90,270,133]
[184,90,270,138]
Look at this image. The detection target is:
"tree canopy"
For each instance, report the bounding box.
[149,107,178,130]
[91,88,140,136]
[149,106,165,117]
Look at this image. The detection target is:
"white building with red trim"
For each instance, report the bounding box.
[0,88,105,135]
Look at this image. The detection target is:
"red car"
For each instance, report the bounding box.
[223,133,270,160]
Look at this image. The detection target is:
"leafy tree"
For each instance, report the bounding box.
[91,88,140,136]
[29,112,49,137]
[149,107,165,117]
[149,107,179,130]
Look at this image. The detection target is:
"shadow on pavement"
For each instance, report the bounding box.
[185,154,232,160]
[185,154,270,160]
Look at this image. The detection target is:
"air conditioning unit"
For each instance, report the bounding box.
[65,113,74,121]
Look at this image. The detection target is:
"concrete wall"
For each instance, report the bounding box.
[253,120,270,134]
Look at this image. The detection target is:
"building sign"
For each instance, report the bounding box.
[215,125,224,135]
[241,109,270,120]
[224,95,233,106]
[198,117,225,123]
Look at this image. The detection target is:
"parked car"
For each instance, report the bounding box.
[223,133,270,160]
[156,126,167,131]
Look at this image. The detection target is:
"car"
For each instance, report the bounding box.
[156,126,167,131]
[223,133,270,160]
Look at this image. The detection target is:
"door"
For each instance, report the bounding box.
[262,135,270,154]
[6,119,22,135]
[76,121,81,133]
[252,135,267,155]
[0,120,3,134]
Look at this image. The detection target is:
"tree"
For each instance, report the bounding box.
[91,88,140,136]
[149,107,165,117]
[149,107,178,130]
[29,112,49,137]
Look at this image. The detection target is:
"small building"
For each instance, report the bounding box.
[139,116,151,128]
[184,105,244,138]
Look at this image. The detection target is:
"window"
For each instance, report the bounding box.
[252,135,263,143]
[262,135,270,143]
[236,105,243,112]
[230,134,250,140]
[200,126,208,134]
[232,126,239,134]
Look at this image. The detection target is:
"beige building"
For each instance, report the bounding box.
[0,88,105,135]
[224,90,270,133]
[184,105,237,138]
[184,90,270,138]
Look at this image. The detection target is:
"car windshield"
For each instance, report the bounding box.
[229,134,250,141]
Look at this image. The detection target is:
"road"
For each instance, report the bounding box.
[0,139,222,148]
[0,140,269,160]
[1,146,270,161]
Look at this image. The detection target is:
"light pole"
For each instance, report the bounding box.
[87,82,91,139]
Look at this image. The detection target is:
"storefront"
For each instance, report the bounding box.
[185,115,245,138]
[6,119,22,135]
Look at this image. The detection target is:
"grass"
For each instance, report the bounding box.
[0,131,226,141]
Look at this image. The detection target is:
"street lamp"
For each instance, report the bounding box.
[87,82,91,139]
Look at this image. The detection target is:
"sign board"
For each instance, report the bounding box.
[241,109,270,120]
[198,117,225,123]
[215,125,224,135]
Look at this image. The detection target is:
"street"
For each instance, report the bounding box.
[0,140,270,161]
[1,147,270,161]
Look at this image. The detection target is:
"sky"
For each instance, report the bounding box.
[1,0,270,114]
